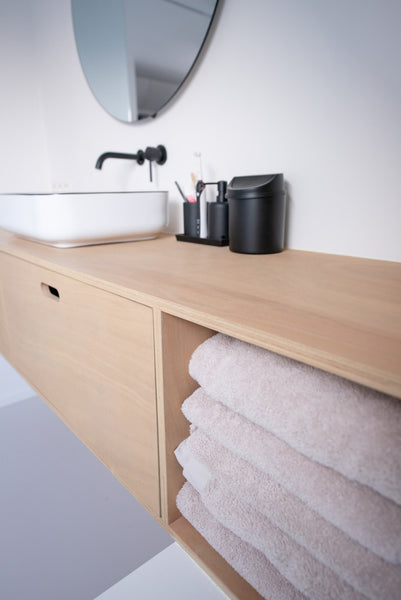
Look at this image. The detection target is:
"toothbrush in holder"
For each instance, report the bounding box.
[195,180,206,237]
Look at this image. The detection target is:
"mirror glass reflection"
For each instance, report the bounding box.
[71,0,219,122]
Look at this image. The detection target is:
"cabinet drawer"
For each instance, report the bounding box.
[0,252,160,516]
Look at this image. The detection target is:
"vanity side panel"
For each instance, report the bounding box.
[155,313,264,600]
[155,311,214,524]
[1,253,160,516]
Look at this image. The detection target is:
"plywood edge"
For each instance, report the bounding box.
[153,308,167,521]
[156,314,214,524]
[155,308,401,399]
[169,516,264,600]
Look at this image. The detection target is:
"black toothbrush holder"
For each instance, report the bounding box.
[176,180,229,246]
[183,202,198,237]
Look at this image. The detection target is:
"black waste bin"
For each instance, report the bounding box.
[227,174,286,254]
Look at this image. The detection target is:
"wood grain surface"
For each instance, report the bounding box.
[0,251,160,515]
[1,230,400,397]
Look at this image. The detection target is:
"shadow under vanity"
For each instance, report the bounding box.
[0,230,400,600]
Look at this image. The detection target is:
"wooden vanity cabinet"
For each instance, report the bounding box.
[1,231,400,600]
[0,252,160,517]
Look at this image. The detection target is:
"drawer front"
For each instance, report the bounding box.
[1,253,160,516]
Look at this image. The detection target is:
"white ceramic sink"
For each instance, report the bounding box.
[0,191,168,247]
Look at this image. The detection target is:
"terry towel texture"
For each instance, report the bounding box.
[176,333,401,598]
[189,333,401,505]
[182,468,366,599]
[182,387,401,564]
[176,429,401,600]
[176,482,307,600]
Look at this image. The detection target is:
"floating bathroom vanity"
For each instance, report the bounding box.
[0,230,400,599]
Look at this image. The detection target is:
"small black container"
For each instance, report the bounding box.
[227,174,286,254]
[183,202,199,237]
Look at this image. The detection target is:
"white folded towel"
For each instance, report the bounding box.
[181,469,366,599]
[189,334,401,505]
[182,388,401,564]
[177,482,307,600]
[176,429,401,600]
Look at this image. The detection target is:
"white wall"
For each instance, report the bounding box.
[0,0,400,260]
[0,0,50,192]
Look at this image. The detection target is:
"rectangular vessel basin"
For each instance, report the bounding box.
[0,191,168,248]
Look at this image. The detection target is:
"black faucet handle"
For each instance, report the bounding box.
[144,145,167,165]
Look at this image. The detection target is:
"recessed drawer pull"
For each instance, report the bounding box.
[41,282,60,300]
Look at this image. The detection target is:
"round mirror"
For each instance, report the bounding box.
[71,0,219,123]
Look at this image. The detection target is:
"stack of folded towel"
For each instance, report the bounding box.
[175,333,401,600]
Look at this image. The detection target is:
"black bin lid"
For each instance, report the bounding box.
[227,174,284,199]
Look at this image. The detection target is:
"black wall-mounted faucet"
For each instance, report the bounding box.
[95,145,167,173]
[95,151,144,169]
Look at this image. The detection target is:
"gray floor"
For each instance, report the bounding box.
[0,395,172,600]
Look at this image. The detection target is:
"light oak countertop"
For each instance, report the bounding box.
[1,230,400,398]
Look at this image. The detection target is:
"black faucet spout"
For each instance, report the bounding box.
[95,151,145,169]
